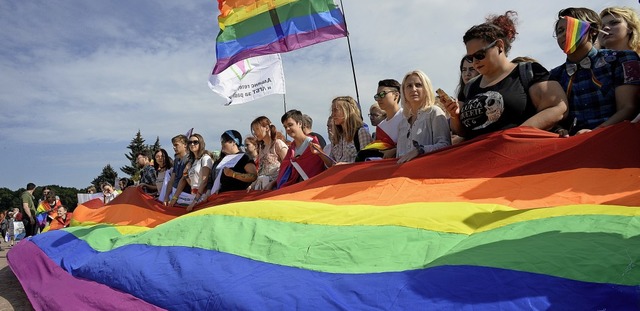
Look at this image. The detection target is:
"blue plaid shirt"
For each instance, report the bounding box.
[550,48,640,133]
[139,165,157,192]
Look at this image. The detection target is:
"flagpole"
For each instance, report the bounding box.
[338,0,362,117]
[283,94,287,114]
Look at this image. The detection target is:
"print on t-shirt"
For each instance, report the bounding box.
[460,91,505,130]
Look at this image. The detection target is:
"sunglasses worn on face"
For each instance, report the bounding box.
[188,140,200,145]
[374,90,396,101]
[464,40,498,62]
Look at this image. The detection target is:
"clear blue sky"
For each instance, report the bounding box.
[0,0,626,190]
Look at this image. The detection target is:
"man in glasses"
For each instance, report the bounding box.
[356,79,403,161]
[368,103,387,138]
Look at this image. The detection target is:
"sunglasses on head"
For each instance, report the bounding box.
[464,40,498,62]
[373,90,396,101]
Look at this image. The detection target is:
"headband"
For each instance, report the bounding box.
[224,130,243,147]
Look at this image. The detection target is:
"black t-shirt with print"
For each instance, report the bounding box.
[218,153,253,193]
[459,62,549,139]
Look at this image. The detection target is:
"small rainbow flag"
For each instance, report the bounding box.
[563,16,591,54]
[213,0,348,74]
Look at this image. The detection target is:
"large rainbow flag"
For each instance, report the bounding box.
[8,124,640,310]
[213,0,348,74]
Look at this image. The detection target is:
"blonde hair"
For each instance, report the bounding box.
[330,96,364,145]
[600,7,640,54]
[401,70,436,118]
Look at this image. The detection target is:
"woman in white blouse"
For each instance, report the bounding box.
[170,133,213,212]
[397,70,451,164]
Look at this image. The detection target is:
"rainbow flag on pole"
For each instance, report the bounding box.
[563,16,591,54]
[212,0,348,74]
[8,124,640,310]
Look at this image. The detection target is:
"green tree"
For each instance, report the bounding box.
[92,164,119,190]
[150,136,161,153]
[0,187,20,213]
[120,130,151,180]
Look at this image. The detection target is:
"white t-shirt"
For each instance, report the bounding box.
[187,154,213,188]
[376,109,404,143]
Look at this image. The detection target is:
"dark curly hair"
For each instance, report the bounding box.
[463,11,518,55]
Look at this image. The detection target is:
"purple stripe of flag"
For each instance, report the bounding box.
[7,240,164,311]
[213,23,346,74]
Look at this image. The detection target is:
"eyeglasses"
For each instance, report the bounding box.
[463,40,498,62]
[373,90,396,101]
[368,113,384,118]
[188,140,200,145]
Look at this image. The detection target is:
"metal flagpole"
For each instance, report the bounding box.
[338,0,362,116]
[283,94,287,114]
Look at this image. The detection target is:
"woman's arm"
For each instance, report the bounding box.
[443,99,467,137]
[168,166,188,207]
[275,140,288,162]
[224,163,258,183]
[598,84,640,127]
[310,143,336,167]
[162,171,176,203]
[357,127,373,149]
[522,81,568,130]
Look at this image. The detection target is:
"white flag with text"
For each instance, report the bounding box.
[208,54,285,105]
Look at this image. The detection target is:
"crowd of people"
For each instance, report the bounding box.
[89,6,640,214]
[1,185,73,247]
[3,6,638,238]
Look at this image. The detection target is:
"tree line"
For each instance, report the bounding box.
[1,130,161,214]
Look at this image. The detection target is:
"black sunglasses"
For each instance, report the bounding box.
[188,140,200,145]
[373,90,397,101]
[463,40,498,62]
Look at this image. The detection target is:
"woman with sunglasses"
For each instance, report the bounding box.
[249,117,287,190]
[396,70,451,164]
[550,8,640,136]
[444,11,567,140]
[170,133,213,212]
[213,130,257,194]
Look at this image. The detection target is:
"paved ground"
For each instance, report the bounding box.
[0,243,33,311]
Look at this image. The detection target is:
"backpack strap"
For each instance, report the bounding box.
[518,62,534,91]
[353,127,362,151]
